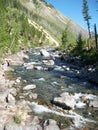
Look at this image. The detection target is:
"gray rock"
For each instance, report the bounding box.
[34,66,43,70]
[29,93,38,99]
[7,94,16,104]
[5,51,29,66]
[43,60,55,66]
[38,78,45,81]
[31,125,42,130]
[44,119,60,130]
[0,93,7,103]
[5,80,15,88]
[8,88,17,96]
[23,84,36,91]
[90,100,98,108]
[4,123,23,130]
[32,116,42,125]
[52,95,76,110]
[40,49,50,57]
[26,65,34,70]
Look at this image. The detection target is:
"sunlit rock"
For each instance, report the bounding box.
[26,64,34,70]
[44,119,60,130]
[23,84,36,91]
[40,49,50,57]
[34,66,43,70]
[7,94,16,104]
[43,60,55,66]
[52,95,76,110]
[29,93,38,99]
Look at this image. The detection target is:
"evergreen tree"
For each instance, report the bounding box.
[82,0,91,39]
[61,24,75,52]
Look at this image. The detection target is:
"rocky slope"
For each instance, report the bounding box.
[19,0,88,42]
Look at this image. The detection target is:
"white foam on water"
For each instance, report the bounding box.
[28,101,96,128]
[74,93,98,100]
[31,102,52,114]
[75,102,86,108]
[33,52,40,55]
[24,62,40,67]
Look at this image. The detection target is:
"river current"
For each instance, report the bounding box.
[6,47,98,129]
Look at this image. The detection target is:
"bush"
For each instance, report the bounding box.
[14,115,21,124]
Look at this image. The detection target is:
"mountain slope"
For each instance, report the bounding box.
[19,0,88,42]
[0,0,53,60]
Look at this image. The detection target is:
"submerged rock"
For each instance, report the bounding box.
[23,84,36,91]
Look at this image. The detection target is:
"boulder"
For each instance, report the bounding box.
[8,88,17,96]
[5,51,29,66]
[0,93,7,103]
[52,94,76,110]
[40,49,50,57]
[29,93,38,99]
[44,119,60,130]
[34,66,43,70]
[43,60,55,66]
[32,116,42,125]
[89,100,98,108]
[7,94,16,104]
[26,65,34,70]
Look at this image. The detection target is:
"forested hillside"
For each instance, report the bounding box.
[0,0,47,61]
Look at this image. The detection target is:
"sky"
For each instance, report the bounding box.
[45,0,98,31]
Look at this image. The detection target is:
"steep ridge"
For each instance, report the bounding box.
[20,0,88,42]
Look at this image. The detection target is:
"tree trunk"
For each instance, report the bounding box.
[94,24,98,51]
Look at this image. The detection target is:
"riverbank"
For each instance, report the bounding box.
[61,52,98,85]
[0,48,62,130]
[0,47,98,130]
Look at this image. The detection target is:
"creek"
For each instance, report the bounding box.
[6,47,98,129]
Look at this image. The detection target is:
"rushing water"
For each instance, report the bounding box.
[7,47,98,129]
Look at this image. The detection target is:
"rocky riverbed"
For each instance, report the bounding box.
[0,47,98,130]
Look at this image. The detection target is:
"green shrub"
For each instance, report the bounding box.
[14,115,21,124]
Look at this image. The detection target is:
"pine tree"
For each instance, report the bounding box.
[82,0,91,39]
